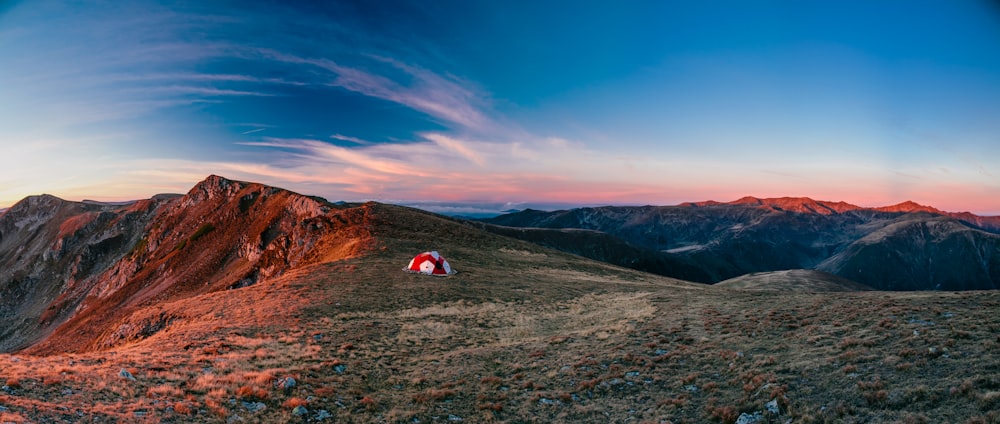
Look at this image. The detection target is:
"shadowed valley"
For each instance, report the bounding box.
[479,197,1000,291]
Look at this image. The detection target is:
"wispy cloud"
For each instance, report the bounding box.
[331,134,371,145]
[111,72,307,86]
[241,138,429,177]
[127,85,274,97]
[423,133,486,166]
[253,49,491,131]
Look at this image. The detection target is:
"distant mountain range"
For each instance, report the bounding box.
[478,196,1000,291]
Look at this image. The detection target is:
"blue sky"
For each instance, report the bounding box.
[2,0,999,214]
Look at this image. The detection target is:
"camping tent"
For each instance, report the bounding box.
[404,251,454,276]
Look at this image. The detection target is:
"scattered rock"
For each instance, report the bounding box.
[683,385,699,392]
[0,405,8,412]
[292,405,308,416]
[907,318,935,326]
[315,409,332,420]
[539,398,555,405]
[242,401,266,413]
[275,376,296,390]
[134,410,148,417]
[625,371,640,378]
[766,399,780,415]
[333,364,347,374]
[447,414,463,422]
[119,369,136,381]
[653,349,669,356]
[62,388,73,396]
[735,411,763,424]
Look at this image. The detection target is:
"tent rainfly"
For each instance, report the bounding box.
[404,251,454,276]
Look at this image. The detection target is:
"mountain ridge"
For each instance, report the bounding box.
[480,198,1000,291]
[2,177,999,423]
[4,180,999,354]
[679,195,995,221]
[0,175,376,354]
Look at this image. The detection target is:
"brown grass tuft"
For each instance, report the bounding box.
[147,384,185,398]
[478,402,503,411]
[360,395,378,411]
[236,385,269,401]
[411,388,456,404]
[282,397,309,409]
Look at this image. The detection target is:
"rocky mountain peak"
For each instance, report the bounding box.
[0,175,376,354]
[875,201,942,214]
[8,193,65,212]
[726,196,861,215]
[185,174,248,202]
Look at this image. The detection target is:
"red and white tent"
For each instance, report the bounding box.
[404,251,454,276]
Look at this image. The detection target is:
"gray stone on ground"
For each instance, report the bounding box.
[275,376,296,390]
[241,401,266,413]
[735,411,763,424]
[766,398,780,414]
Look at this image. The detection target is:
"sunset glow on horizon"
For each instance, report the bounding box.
[2,1,1000,214]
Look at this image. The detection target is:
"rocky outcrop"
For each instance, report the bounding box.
[0,175,376,354]
[0,194,164,352]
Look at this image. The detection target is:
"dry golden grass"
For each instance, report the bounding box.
[0,204,997,422]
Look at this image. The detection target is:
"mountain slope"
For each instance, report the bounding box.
[818,215,1000,290]
[480,197,1000,290]
[469,222,714,282]
[3,175,698,355]
[0,179,998,423]
[716,269,873,292]
[0,176,376,354]
[0,194,170,352]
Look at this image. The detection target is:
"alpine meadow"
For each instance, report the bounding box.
[3,1,1000,423]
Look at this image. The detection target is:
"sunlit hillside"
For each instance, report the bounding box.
[1,182,998,423]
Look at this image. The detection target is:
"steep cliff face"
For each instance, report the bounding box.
[0,175,377,354]
[0,194,168,351]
